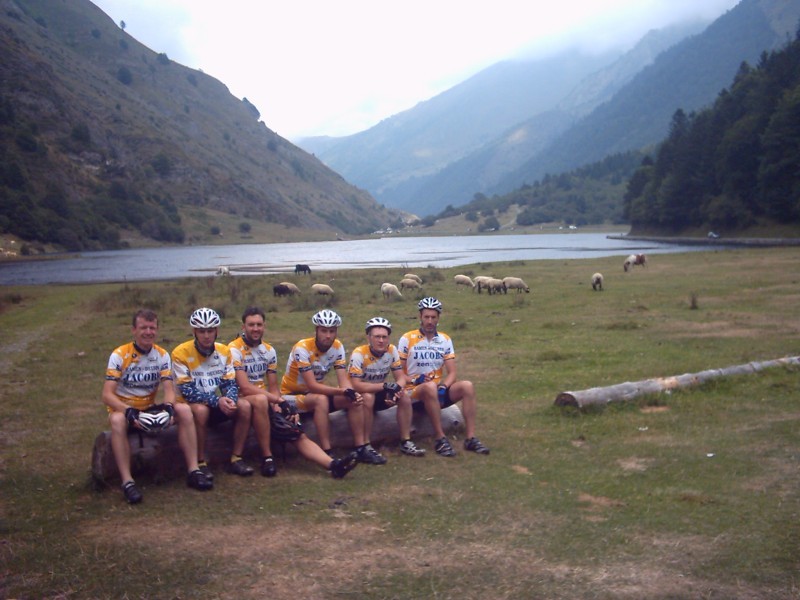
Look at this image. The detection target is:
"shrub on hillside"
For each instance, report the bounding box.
[116,66,132,85]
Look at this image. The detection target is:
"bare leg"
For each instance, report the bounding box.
[305,394,331,451]
[396,395,413,440]
[247,394,273,458]
[449,380,477,438]
[417,382,445,438]
[295,435,336,469]
[173,403,200,472]
[190,403,210,461]
[362,392,375,442]
[336,397,366,447]
[109,411,133,482]
[231,398,252,457]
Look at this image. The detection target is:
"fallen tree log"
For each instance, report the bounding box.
[92,404,463,482]
[555,356,800,410]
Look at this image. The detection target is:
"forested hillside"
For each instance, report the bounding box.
[496,0,788,197]
[0,0,397,252]
[302,0,799,221]
[430,151,643,230]
[624,30,800,235]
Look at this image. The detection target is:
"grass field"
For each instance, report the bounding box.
[1,247,799,599]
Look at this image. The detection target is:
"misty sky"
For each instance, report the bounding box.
[91,0,740,140]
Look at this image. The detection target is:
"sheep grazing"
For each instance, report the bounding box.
[215,265,230,276]
[502,276,530,293]
[453,274,475,289]
[276,281,301,296]
[482,278,507,295]
[311,283,335,296]
[381,282,403,300]
[623,254,636,272]
[399,278,422,291]
[591,273,604,291]
[403,273,422,284]
[273,283,291,297]
[472,275,492,293]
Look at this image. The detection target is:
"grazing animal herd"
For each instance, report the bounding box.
[452,274,528,295]
[224,253,649,300]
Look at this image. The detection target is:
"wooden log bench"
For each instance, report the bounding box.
[91,404,464,483]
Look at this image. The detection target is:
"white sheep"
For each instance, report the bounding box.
[215,265,230,276]
[278,281,302,295]
[400,278,422,290]
[591,273,604,291]
[453,274,474,289]
[472,275,493,293]
[381,282,403,299]
[484,278,507,294]
[502,276,530,293]
[403,273,423,284]
[623,254,637,272]
[311,283,335,296]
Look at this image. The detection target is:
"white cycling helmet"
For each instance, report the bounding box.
[365,316,392,334]
[189,307,221,328]
[138,410,171,433]
[417,297,443,313]
[311,309,342,327]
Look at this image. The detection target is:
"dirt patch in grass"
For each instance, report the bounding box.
[661,318,768,339]
[617,457,654,472]
[640,406,670,413]
[578,492,627,511]
[78,514,783,599]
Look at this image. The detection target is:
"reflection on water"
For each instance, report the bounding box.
[0,233,716,285]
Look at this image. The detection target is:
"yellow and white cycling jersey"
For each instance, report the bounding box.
[348,343,402,383]
[397,329,455,383]
[105,342,172,410]
[228,335,278,391]
[280,337,346,395]
[171,340,236,400]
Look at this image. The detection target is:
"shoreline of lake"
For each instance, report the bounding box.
[608,234,800,247]
[0,232,741,286]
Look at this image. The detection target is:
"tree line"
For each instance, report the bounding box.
[430,151,642,229]
[624,28,800,234]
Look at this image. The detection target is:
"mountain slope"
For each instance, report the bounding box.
[496,0,797,194]
[395,25,705,216]
[302,0,800,220]
[299,49,622,197]
[300,20,706,216]
[623,30,800,235]
[0,0,396,251]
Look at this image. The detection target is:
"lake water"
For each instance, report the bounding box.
[0,233,716,285]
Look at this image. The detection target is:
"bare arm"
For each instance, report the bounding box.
[350,377,383,394]
[334,367,355,391]
[300,369,344,396]
[235,369,264,398]
[440,358,457,388]
[102,380,130,413]
[265,371,282,404]
[392,369,407,388]
[160,378,176,405]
